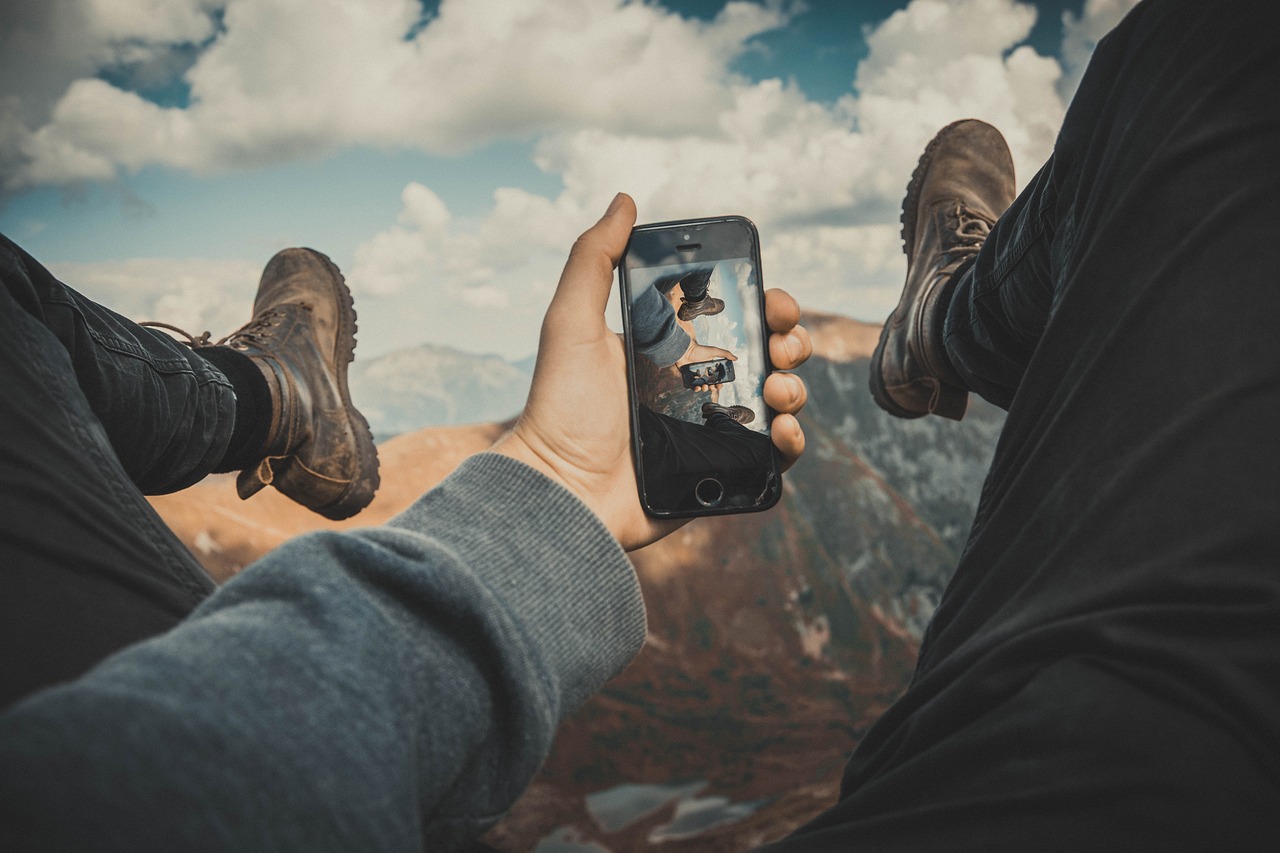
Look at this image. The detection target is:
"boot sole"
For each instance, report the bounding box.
[312,251,381,521]
[870,120,973,420]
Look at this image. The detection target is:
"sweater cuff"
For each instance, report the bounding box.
[641,324,691,369]
[385,452,647,711]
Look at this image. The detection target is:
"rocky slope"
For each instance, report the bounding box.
[149,312,1003,851]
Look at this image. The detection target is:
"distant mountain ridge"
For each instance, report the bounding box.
[349,343,532,439]
[791,313,1005,638]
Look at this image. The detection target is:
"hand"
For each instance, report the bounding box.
[492,193,811,551]
[677,343,735,391]
[674,342,736,369]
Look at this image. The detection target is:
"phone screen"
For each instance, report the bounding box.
[681,358,735,390]
[619,217,780,517]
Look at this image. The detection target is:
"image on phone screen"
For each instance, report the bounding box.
[620,218,779,517]
[680,358,736,390]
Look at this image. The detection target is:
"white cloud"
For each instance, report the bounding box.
[48,256,261,336]
[0,0,221,179]
[850,0,1064,189]
[8,0,1129,359]
[349,0,1076,357]
[1060,0,1142,99]
[349,183,569,357]
[6,0,791,188]
[85,0,221,44]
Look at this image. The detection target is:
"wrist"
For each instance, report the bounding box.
[490,430,568,494]
[490,427,659,551]
[673,339,696,369]
[388,452,646,709]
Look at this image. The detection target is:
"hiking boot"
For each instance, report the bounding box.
[869,119,1015,420]
[678,295,725,321]
[217,248,379,520]
[702,402,755,425]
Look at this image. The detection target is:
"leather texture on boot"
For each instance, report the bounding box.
[677,296,725,321]
[220,248,380,520]
[702,402,755,425]
[870,119,1015,420]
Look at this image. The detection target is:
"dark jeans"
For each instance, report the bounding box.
[0,236,223,708]
[774,0,1280,848]
[637,405,775,511]
[653,267,713,303]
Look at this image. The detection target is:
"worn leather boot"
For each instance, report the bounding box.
[869,119,1015,420]
[217,248,380,520]
[677,294,725,322]
[702,402,755,425]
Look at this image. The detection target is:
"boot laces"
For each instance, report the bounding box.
[139,321,212,347]
[220,309,286,351]
[947,203,994,259]
[140,309,286,351]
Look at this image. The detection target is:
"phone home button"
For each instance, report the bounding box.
[694,477,725,508]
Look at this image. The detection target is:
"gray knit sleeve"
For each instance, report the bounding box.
[0,453,646,851]
[629,281,691,368]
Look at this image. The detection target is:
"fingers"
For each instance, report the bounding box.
[771,413,805,472]
[761,286,808,466]
[710,345,737,361]
[764,288,801,333]
[694,344,736,362]
[764,371,807,415]
[763,288,811,370]
[769,323,811,371]
[547,193,636,325]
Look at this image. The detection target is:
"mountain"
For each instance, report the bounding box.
[788,313,1005,639]
[348,343,532,439]
[148,311,1004,851]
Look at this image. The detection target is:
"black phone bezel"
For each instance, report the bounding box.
[618,215,780,519]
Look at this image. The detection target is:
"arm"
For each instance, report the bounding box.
[0,454,644,850]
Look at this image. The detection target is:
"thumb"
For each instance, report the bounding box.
[546,193,636,328]
[705,345,738,361]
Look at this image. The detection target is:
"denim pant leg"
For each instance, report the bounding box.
[776,0,1280,847]
[1,236,238,492]
[636,405,774,511]
[0,236,220,708]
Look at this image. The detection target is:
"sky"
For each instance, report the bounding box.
[0,0,1140,360]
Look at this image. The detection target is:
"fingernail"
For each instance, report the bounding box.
[787,332,804,361]
[606,192,625,215]
[785,373,804,402]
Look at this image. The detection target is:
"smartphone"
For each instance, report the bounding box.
[680,358,736,390]
[618,216,780,518]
